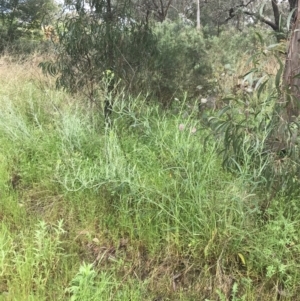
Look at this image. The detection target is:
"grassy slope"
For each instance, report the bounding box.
[0,56,300,301]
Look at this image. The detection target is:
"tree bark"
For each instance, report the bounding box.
[104,0,114,125]
[270,0,300,150]
[196,0,200,30]
[150,0,173,22]
[271,0,280,30]
[282,0,300,122]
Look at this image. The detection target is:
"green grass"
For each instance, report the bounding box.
[1,58,300,301]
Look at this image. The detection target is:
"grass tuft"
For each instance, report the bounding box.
[1,57,300,300]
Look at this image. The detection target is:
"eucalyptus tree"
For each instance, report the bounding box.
[0,0,57,50]
[40,0,158,119]
[196,0,200,29]
[130,0,173,22]
[130,0,194,23]
[217,0,300,129]
[166,0,296,37]
[280,0,300,124]
[40,0,212,117]
[225,0,298,39]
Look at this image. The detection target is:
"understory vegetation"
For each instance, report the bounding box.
[1,25,300,300]
[1,0,300,298]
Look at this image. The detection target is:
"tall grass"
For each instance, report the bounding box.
[1,56,300,300]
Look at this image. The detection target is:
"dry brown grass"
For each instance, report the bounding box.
[216,52,281,98]
[0,53,77,116]
[236,52,281,78]
[0,53,55,89]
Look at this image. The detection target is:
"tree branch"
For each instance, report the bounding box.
[159,0,164,16]
[165,0,173,15]
[243,11,278,31]
[150,0,173,22]
[271,0,280,28]
[225,0,279,32]
[225,0,256,22]
[151,0,159,11]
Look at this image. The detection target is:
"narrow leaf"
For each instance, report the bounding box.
[259,3,266,18]
[267,43,280,50]
[238,253,246,266]
[287,8,296,31]
[274,54,284,91]
[255,32,264,46]
[257,79,269,99]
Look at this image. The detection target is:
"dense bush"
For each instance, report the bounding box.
[207,26,275,63]
[40,13,157,103]
[40,16,212,109]
[148,21,211,106]
[205,26,277,89]
[0,0,57,54]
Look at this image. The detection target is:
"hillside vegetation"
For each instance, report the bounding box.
[1,33,300,301]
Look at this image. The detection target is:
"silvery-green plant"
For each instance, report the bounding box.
[66,263,98,301]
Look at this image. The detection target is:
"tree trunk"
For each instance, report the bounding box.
[271,0,300,151]
[104,0,114,125]
[271,0,283,41]
[282,0,300,122]
[196,0,200,30]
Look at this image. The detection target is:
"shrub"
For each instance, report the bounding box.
[147,20,211,106]
[39,15,211,110]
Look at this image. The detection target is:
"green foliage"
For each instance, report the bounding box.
[40,12,211,108]
[206,34,300,206]
[3,53,300,300]
[1,220,67,299]
[39,9,157,104]
[65,262,145,301]
[66,263,98,301]
[148,20,211,105]
[0,0,58,53]
[207,27,275,70]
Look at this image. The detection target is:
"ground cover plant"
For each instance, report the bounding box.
[1,38,300,301]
